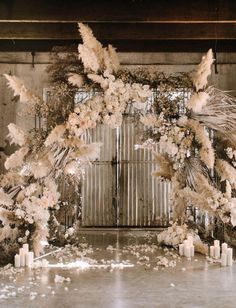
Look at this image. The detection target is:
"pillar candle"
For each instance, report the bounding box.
[19,248,25,267]
[214,240,220,247]
[214,246,220,259]
[26,251,34,267]
[14,254,20,268]
[42,259,49,268]
[187,235,193,245]
[210,246,215,258]
[221,253,227,266]
[227,248,233,266]
[185,246,191,258]
[221,243,228,255]
[179,244,184,256]
[190,245,195,257]
[23,243,29,254]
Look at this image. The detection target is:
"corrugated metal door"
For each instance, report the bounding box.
[82,115,171,227]
[118,115,171,227]
[82,124,119,226]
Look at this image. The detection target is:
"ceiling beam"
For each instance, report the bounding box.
[0,22,235,40]
[0,0,235,23]
[0,40,236,53]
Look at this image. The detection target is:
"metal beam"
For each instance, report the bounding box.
[0,22,236,40]
[0,39,236,53]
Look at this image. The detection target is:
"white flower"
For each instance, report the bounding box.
[30,157,52,179]
[103,113,123,128]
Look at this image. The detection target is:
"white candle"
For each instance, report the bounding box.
[23,243,29,253]
[221,243,228,254]
[187,235,193,245]
[19,248,25,267]
[214,240,220,247]
[190,245,195,257]
[14,254,20,268]
[183,240,188,246]
[179,244,184,256]
[214,246,220,259]
[227,248,233,266]
[185,246,191,258]
[210,246,215,258]
[26,251,34,267]
[221,253,227,266]
[42,259,49,268]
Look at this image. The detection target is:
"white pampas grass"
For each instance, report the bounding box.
[152,152,174,180]
[0,188,13,207]
[107,44,120,72]
[78,23,103,53]
[187,92,209,113]
[4,147,28,170]
[78,44,101,73]
[216,159,236,189]
[78,23,120,74]
[78,23,103,73]
[192,49,214,91]
[68,73,84,88]
[7,123,26,146]
[45,124,66,147]
[103,45,120,73]
[87,73,108,89]
[4,74,40,105]
[185,119,214,169]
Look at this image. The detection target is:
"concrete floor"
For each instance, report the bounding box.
[0,230,236,308]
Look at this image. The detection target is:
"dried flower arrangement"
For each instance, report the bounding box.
[1,23,236,261]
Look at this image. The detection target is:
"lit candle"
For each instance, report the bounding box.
[214,246,220,259]
[14,254,20,268]
[214,240,220,247]
[23,243,29,254]
[26,251,34,267]
[19,248,25,267]
[221,243,228,255]
[227,248,233,266]
[221,253,227,266]
[179,244,184,256]
[210,246,215,258]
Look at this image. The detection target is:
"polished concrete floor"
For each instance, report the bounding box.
[0,230,236,308]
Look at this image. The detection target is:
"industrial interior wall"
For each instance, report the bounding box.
[0,52,236,225]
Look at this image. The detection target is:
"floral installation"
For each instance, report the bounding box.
[1,22,236,262]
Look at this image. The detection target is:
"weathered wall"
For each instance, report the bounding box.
[1,51,236,172]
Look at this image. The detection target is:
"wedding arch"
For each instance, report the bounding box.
[1,23,236,258]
